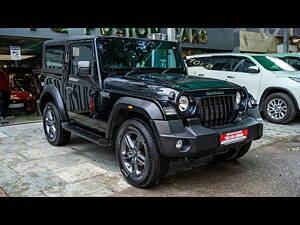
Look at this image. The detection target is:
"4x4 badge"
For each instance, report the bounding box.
[100,91,110,98]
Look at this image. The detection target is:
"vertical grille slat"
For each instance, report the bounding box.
[199,95,236,127]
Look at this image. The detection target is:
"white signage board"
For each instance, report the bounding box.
[10,46,21,60]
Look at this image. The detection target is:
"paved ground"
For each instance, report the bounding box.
[0,116,300,197]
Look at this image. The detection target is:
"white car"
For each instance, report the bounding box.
[185,53,300,124]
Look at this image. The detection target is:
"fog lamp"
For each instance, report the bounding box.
[176,140,183,149]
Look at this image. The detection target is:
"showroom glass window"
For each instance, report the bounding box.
[70,42,94,76]
[96,38,184,76]
[252,56,296,71]
[45,45,65,73]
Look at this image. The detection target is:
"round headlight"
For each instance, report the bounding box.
[236,91,242,105]
[178,95,189,112]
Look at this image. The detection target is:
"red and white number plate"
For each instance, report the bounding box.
[220,129,248,145]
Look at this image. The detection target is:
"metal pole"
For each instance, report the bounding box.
[283,28,289,53]
[167,28,176,42]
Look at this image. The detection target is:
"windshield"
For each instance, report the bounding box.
[96,38,184,75]
[252,55,296,71]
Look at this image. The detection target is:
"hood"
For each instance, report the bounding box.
[272,70,300,78]
[105,73,241,100]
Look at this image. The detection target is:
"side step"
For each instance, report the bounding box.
[62,122,114,147]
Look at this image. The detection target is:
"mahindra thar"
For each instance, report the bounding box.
[38,36,263,188]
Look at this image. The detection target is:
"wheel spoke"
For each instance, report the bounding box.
[137,152,145,166]
[123,152,133,160]
[134,137,142,151]
[125,134,135,150]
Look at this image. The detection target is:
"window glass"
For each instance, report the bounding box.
[96,38,183,74]
[45,45,64,69]
[210,56,230,71]
[70,43,93,75]
[252,56,296,71]
[185,57,212,69]
[282,57,300,70]
[231,57,256,73]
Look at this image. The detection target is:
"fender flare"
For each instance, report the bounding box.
[259,87,299,111]
[106,97,164,139]
[39,84,69,121]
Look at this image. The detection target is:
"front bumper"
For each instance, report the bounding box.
[150,115,263,158]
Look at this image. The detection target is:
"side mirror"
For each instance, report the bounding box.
[78,61,91,76]
[248,65,260,73]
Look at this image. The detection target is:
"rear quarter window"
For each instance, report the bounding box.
[44,45,65,69]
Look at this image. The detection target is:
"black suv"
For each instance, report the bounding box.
[38,36,263,188]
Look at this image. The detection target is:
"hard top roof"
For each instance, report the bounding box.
[43,35,174,45]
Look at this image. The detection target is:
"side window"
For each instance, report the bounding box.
[232,57,256,73]
[283,57,300,70]
[45,45,65,70]
[70,42,94,76]
[185,57,212,69]
[210,56,231,71]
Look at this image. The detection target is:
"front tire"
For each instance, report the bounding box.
[116,118,169,188]
[262,93,296,124]
[214,141,252,161]
[43,102,71,146]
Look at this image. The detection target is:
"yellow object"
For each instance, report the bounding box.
[128,105,133,109]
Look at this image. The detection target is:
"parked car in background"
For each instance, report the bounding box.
[264,53,300,70]
[185,53,300,124]
[9,86,36,113]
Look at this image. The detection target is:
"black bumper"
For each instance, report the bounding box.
[150,116,263,158]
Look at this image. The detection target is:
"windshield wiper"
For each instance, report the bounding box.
[124,68,142,77]
[161,68,179,74]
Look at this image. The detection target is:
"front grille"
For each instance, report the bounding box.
[199,95,236,127]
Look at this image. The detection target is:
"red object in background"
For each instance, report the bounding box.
[89,97,95,112]
[10,90,32,100]
[10,90,36,111]
[220,129,248,145]
[0,71,10,90]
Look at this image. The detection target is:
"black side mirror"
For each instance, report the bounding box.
[78,61,91,76]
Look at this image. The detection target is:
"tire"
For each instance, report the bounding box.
[42,102,71,146]
[214,141,252,161]
[115,118,169,188]
[262,93,296,124]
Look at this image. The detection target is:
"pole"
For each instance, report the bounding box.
[167,28,176,42]
[283,28,289,53]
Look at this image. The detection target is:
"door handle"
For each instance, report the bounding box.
[198,74,205,76]
[227,75,235,78]
[66,87,74,93]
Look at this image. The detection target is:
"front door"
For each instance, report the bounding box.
[225,56,262,99]
[65,40,99,129]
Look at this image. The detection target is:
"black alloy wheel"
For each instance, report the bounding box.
[116,118,169,188]
[43,102,71,146]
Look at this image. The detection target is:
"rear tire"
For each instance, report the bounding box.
[116,118,169,188]
[214,141,252,161]
[42,102,71,146]
[262,93,296,124]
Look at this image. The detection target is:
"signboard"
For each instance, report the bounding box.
[10,46,21,60]
[239,31,278,53]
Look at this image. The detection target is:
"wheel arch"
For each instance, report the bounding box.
[39,84,69,121]
[259,87,299,111]
[106,97,164,140]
